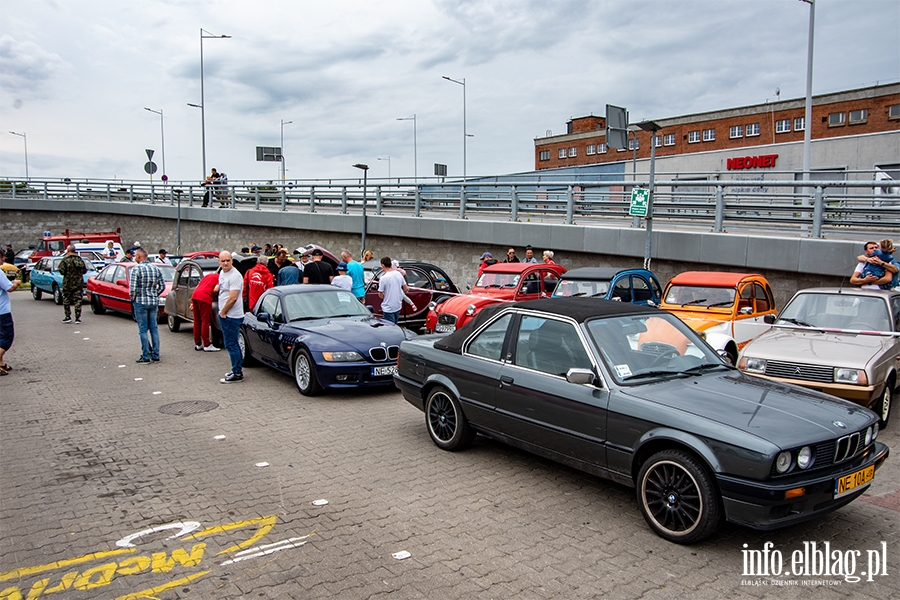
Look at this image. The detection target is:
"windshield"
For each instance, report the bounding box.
[158,265,176,282]
[664,285,736,308]
[586,313,723,384]
[475,272,520,289]
[283,289,371,321]
[553,279,611,298]
[779,293,891,332]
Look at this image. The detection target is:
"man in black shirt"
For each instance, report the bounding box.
[267,249,289,277]
[302,249,334,284]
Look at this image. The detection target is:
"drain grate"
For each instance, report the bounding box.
[158,400,219,416]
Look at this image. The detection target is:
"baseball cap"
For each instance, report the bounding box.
[251,245,261,251]
[480,252,492,259]
[337,261,348,271]
[134,241,141,247]
[311,249,323,257]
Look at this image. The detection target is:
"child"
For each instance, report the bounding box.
[857,239,894,281]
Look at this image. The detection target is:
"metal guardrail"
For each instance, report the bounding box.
[1,176,897,238]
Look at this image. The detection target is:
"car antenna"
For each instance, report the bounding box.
[838,277,846,294]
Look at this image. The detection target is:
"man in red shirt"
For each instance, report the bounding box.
[191,272,220,352]
[244,255,274,312]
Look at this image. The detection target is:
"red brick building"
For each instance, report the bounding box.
[534,84,900,171]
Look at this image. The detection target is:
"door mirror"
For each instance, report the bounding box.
[763,313,777,324]
[258,312,272,325]
[116,279,128,287]
[566,368,596,385]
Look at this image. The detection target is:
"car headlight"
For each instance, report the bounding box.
[775,451,792,474]
[321,351,363,362]
[834,368,867,385]
[739,357,766,373]
[427,301,436,311]
[865,426,873,445]
[797,446,813,469]
[873,422,879,440]
[465,304,476,316]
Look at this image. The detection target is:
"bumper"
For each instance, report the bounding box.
[315,362,399,390]
[393,373,426,411]
[717,441,889,530]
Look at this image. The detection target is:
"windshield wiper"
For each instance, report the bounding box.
[682,363,732,375]
[706,301,734,308]
[622,370,690,382]
[780,317,816,328]
[289,316,320,322]
[682,298,708,306]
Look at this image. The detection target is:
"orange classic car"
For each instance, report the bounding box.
[659,271,777,364]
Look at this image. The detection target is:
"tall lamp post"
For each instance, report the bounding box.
[8,131,28,180]
[442,76,467,182]
[377,156,391,181]
[144,107,166,181]
[199,28,231,179]
[352,164,369,255]
[799,0,815,189]
[280,119,292,181]
[636,120,662,270]
[396,114,417,183]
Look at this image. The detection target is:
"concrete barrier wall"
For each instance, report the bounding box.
[0,198,870,308]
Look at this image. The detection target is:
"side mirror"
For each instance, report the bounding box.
[739,306,753,315]
[116,279,128,287]
[566,368,597,386]
[258,312,272,325]
[763,314,777,324]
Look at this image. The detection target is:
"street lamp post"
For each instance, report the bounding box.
[442,76,467,182]
[352,164,369,255]
[280,119,292,181]
[199,28,231,179]
[144,107,166,181]
[636,120,662,270]
[377,156,391,181]
[396,114,417,183]
[799,0,815,189]
[8,131,28,179]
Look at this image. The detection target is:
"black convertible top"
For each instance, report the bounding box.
[434,297,659,354]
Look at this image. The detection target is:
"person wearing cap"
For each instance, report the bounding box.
[156,249,173,265]
[477,251,498,279]
[250,245,262,256]
[340,250,366,301]
[332,262,353,291]
[128,241,142,256]
[302,249,334,284]
[523,245,538,263]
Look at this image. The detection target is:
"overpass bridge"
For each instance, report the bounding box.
[2,175,897,305]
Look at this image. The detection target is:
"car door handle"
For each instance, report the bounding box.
[499,375,514,387]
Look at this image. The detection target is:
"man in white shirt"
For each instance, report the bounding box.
[218,251,245,383]
[156,249,173,265]
[102,240,118,265]
[377,256,408,324]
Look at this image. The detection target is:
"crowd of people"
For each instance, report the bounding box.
[477,245,557,278]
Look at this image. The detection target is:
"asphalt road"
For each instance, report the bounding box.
[1,290,897,599]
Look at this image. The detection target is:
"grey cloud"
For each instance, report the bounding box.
[0,34,66,96]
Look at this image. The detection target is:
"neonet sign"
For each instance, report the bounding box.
[727,154,778,170]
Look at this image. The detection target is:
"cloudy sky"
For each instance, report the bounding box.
[1,0,897,183]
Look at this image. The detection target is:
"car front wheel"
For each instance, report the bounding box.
[293,349,321,396]
[53,284,62,305]
[425,387,475,451]
[877,384,892,429]
[637,450,721,544]
[90,294,106,314]
[32,284,42,300]
[238,330,257,367]
[167,314,181,332]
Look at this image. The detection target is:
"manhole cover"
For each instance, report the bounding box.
[158,401,219,416]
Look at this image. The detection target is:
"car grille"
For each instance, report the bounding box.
[763,360,833,383]
[770,429,868,476]
[437,314,458,326]
[369,346,399,362]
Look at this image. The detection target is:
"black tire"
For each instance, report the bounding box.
[877,384,892,429]
[90,294,106,315]
[293,348,321,396]
[52,284,62,305]
[425,387,476,451]
[637,449,721,544]
[32,284,42,301]
[724,346,738,366]
[167,314,182,332]
[239,329,257,367]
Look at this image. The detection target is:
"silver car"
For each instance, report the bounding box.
[738,288,900,427]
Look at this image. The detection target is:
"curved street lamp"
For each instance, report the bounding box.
[353,164,369,255]
[144,107,165,181]
[8,131,28,180]
[199,28,231,179]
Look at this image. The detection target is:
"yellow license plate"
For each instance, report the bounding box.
[834,465,875,498]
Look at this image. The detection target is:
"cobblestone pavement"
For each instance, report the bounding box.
[1,290,897,599]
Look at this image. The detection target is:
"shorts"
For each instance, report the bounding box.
[0,312,14,351]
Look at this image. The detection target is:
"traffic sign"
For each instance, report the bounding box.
[144,161,158,175]
[145,149,154,161]
[629,188,650,217]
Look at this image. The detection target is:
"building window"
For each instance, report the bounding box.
[746,123,760,137]
[794,117,805,131]
[849,109,867,124]
[653,135,662,148]
[628,138,640,150]
[688,131,701,143]
[598,143,607,153]
[775,119,791,133]
[663,133,675,146]
[890,104,900,120]
[539,150,550,161]
[568,147,577,157]
[702,128,716,142]
[586,144,596,155]
[828,112,845,127]
[558,149,566,159]
[729,125,743,139]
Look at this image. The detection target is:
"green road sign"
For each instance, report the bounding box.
[630,188,650,216]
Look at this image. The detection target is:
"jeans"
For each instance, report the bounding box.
[383,311,399,324]
[220,315,243,375]
[134,303,159,360]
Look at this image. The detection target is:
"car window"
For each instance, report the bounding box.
[554,279,611,298]
[49,240,65,253]
[781,293,891,331]
[430,269,451,291]
[650,277,662,301]
[465,314,512,361]
[476,272,519,289]
[633,277,652,302]
[513,315,592,376]
[665,285,735,308]
[258,294,280,319]
[754,283,773,312]
[81,257,93,271]
[404,268,431,290]
[542,271,560,296]
[891,296,900,332]
[283,290,367,321]
[189,266,202,289]
[519,273,541,296]
[614,277,632,302]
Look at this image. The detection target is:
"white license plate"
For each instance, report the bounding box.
[372,365,398,377]
[435,323,456,332]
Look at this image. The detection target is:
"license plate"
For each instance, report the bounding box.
[372,365,397,377]
[834,465,875,498]
[435,323,456,333]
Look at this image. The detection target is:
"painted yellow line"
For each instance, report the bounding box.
[186,515,278,556]
[114,571,210,600]
[0,549,135,583]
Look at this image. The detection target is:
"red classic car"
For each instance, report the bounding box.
[87,262,176,322]
[425,262,567,333]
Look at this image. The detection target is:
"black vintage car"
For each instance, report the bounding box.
[394,298,889,544]
[362,259,460,330]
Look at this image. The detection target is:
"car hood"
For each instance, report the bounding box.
[620,370,873,447]
[288,316,407,350]
[661,310,732,330]
[437,292,511,314]
[741,327,891,367]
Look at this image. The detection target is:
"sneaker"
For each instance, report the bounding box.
[194,344,203,351]
[135,357,151,364]
[203,345,221,352]
[151,357,160,363]
[62,318,72,324]
[220,372,244,383]
[74,319,82,324]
